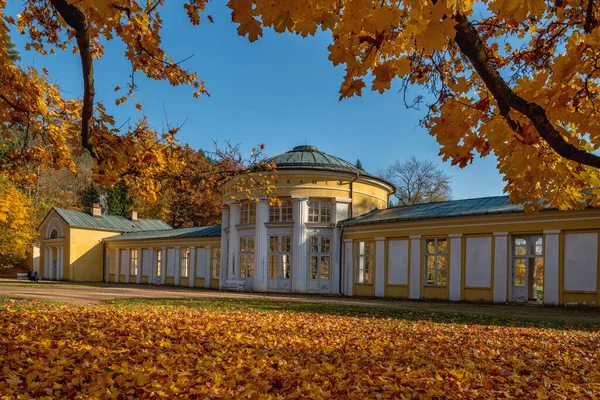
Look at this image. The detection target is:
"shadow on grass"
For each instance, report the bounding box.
[104,297,600,331]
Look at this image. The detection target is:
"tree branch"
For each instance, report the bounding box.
[49,0,97,160]
[0,93,31,114]
[584,0,598,33]
[453,13,600,169]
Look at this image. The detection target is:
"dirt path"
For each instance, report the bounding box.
[1,279,599,324]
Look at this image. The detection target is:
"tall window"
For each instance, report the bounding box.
[130,249,138,276]
[156,250,162,277]
[425,238,447,286]
[355,241,374,284]
[239,236,254,278]
[309,236,331,280]
[240,202,256,224]
[308,200,331,223]
[269,199,293,222]
[268,235,292,279]
[211,247,221,279]
[180,248,190,278]
[108,250,116,274]
[512,236,544,293]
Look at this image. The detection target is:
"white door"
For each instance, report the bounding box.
[511,236,543,302]
[267,235,292,292]
[307,235,332,294]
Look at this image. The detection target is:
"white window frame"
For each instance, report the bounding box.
[512,235,543,287]
[355,240,374,284]
[211,247,221,280]
[269,199,293,222]
[240,202,256,224]
[424,238,448,287]
[308,235,331,280]
[268,235,292,279]
[239,236,254,278]
[180,248,190,278]
[307,200,332,223]
[130,249,138,276]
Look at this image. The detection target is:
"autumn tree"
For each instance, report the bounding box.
[130,147,228,227]
[6,0,600,211]
[379,156,452,206]
[1,1,274,204]
[226,0,600,211]
[0,175,34,267]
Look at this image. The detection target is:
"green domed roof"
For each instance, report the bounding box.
[263,145,359,172]
[261,145,395,192]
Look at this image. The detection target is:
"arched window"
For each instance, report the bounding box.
[45,217,63,239]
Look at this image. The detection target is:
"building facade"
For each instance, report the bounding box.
[36,145,600,306]
[219,145,394,294]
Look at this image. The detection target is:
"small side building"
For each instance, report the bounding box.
[38,205,171,281]
[102,226,221,288]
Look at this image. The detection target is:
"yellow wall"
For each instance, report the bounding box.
[69,228,120,281]
[38,210,70,280]
[348,209,600,305]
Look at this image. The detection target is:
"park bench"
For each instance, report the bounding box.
[219,280,245,292]
[16,273,28,281]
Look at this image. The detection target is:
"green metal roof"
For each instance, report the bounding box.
[53,208,172,232]
[103,225,222,242]
[340,196,548,226]
[260,145,394,190]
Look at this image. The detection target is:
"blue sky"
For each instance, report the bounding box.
[7,2,505,199]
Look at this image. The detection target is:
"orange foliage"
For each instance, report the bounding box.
[0,305,598,398]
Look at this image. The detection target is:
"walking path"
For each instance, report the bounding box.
[1,279,599,323]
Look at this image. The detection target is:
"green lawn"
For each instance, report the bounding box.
[105,297,600,331]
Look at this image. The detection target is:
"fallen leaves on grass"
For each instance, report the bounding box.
[0,306,599,398]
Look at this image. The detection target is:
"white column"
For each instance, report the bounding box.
[227,202,241,279]
[343,239,353,296]
[205,246,212,288]
[160,248,167,284]
[409,236,422,299]
[291,196,309,293]
[449,234,462,301]
[254,198,269,292]
[189,247,196,288]
[52,247,56,280]
[104,248,109,282]
[115,249,120,283]
[493,232,509,303]
[220,207,229,285]
[174,247,180,286]
[43,247,48,279]
[149,249,156,284]
[375,238,386,297]
[544,230,561,305]
[332,198,351,294]
[124,249,131,283]
[136,247,142,284]
[58,246,64,280]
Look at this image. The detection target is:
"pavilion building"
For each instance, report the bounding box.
[37,145,600,306]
